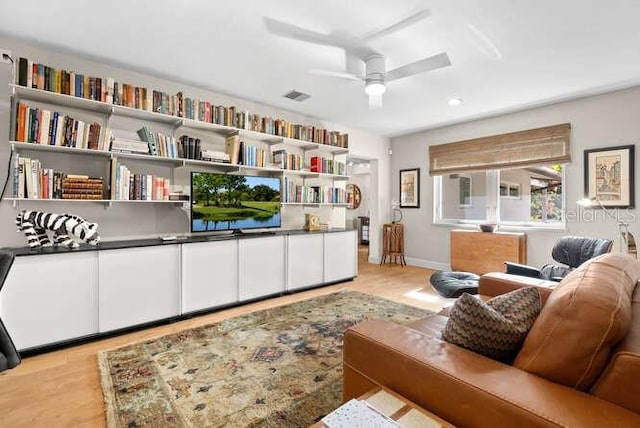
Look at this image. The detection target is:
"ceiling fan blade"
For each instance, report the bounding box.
[368,94,383,110]
[361,9,431,42]
[264,17,353,50]
[386,52,451,82]
[464,23,503,60]
[310,69,363,81]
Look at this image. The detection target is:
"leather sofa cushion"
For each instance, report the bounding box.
[514,253,640,390]
[591,283,640,413]
[442,287,542,362]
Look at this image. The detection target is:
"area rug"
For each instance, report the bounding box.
[98,290,433,427]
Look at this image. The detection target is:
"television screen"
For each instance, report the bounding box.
[190,172,281,232]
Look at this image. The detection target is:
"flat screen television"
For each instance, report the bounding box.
[190,171,281,232]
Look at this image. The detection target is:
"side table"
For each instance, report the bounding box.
[381,223,406,266]
[312,386,454,427]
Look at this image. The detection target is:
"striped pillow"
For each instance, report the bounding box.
[442,287,542,362]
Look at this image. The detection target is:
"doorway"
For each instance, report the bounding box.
[346,156,374,268]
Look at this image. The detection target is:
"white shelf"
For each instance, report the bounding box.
[11,141,112,157]
[5,198,183,204]
[180,118,237,136]
[282,137,348,154]
[183,158,239,171]
[317,172,350,181]
[281,202,348,207]
[11,84,112,114]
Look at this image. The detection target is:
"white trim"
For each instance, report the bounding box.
[404,257,450,271]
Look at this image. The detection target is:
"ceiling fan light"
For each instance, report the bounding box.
[365,82,386,96]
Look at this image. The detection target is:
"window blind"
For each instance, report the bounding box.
[428,123,571,175]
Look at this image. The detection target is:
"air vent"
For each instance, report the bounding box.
[283,90,311,102]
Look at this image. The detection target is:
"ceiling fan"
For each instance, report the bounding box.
[264,9,451,108]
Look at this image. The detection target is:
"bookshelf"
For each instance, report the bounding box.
[8,76,351,210]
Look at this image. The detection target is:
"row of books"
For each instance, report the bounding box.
[310,156,347,175]
[283,179,347,204]
[12,154,104,200]
[110,161,171,201]
[272,150,304,171]
[16,56,349,148]
[14,101,105,150]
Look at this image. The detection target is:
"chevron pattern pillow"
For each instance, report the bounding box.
[442,287,542,362]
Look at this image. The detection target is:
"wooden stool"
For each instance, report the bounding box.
[381,223,406,266]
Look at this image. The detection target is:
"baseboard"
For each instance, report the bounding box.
[404,257,450,271]
[366,255,449,271]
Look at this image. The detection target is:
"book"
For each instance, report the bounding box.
[225,135,240,164]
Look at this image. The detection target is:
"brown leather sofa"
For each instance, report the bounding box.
[343,253,640,427]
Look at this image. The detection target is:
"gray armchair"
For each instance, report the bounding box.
[505,236,613,281]
[0,251,20,371]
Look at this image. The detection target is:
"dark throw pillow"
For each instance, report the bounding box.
[441,287,542,362]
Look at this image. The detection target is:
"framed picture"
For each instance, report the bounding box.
[399,168,420,208]
[584,145,635,208]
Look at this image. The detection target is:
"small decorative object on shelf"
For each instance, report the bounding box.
[479,223,498,233]
[304,213,321,231]
[15,209,100,248]
[346,183,362,210]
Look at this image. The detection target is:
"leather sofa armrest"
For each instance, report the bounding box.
[343,319,640,428]
[505,261,542,278]
[479,272,557,303]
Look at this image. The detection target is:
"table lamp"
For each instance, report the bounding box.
[577,197,637,257]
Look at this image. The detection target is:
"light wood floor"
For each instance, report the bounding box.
[0,247,450,427]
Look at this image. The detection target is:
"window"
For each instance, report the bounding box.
[434,164,564,228]
[500,182,520,198]
[459,175,472,207]
[429,123,570,229]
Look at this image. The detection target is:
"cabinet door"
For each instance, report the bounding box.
[0,252,98,350]
[182,240,238,313]
[99,245,180,332]
[324,230,358,283]
[239,236,285,301]
[287,234,324,291]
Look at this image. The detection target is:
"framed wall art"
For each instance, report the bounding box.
[399,168,420,208]
[584,145,635,208]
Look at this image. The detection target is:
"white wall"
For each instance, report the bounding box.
[391,86,640,269]
[0,36,390,252]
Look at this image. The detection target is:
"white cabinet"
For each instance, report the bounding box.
[98,245,180,332]
[0,252,98,350]
[287,234,324,291]
[181,240,238,313]
[239,235,285,300]
[0,230,358,351]
[324,230,358,283]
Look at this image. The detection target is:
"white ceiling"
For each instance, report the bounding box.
[2,0,640,137]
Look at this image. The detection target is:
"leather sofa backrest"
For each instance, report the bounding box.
[513,253,640,391]
[591,283,640,413]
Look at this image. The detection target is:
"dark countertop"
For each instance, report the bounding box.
[4,228,356,257]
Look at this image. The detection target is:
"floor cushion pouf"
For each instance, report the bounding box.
[430,271,480,298]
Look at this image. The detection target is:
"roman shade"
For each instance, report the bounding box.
[428,123,571,175]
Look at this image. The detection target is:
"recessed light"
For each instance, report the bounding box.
[448,98,463,106]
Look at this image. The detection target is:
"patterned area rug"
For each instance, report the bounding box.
[98,290,433,427]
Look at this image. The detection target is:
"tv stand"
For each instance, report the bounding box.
[232,229,276,236]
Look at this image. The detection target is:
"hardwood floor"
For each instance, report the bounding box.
[0,247,450,427]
